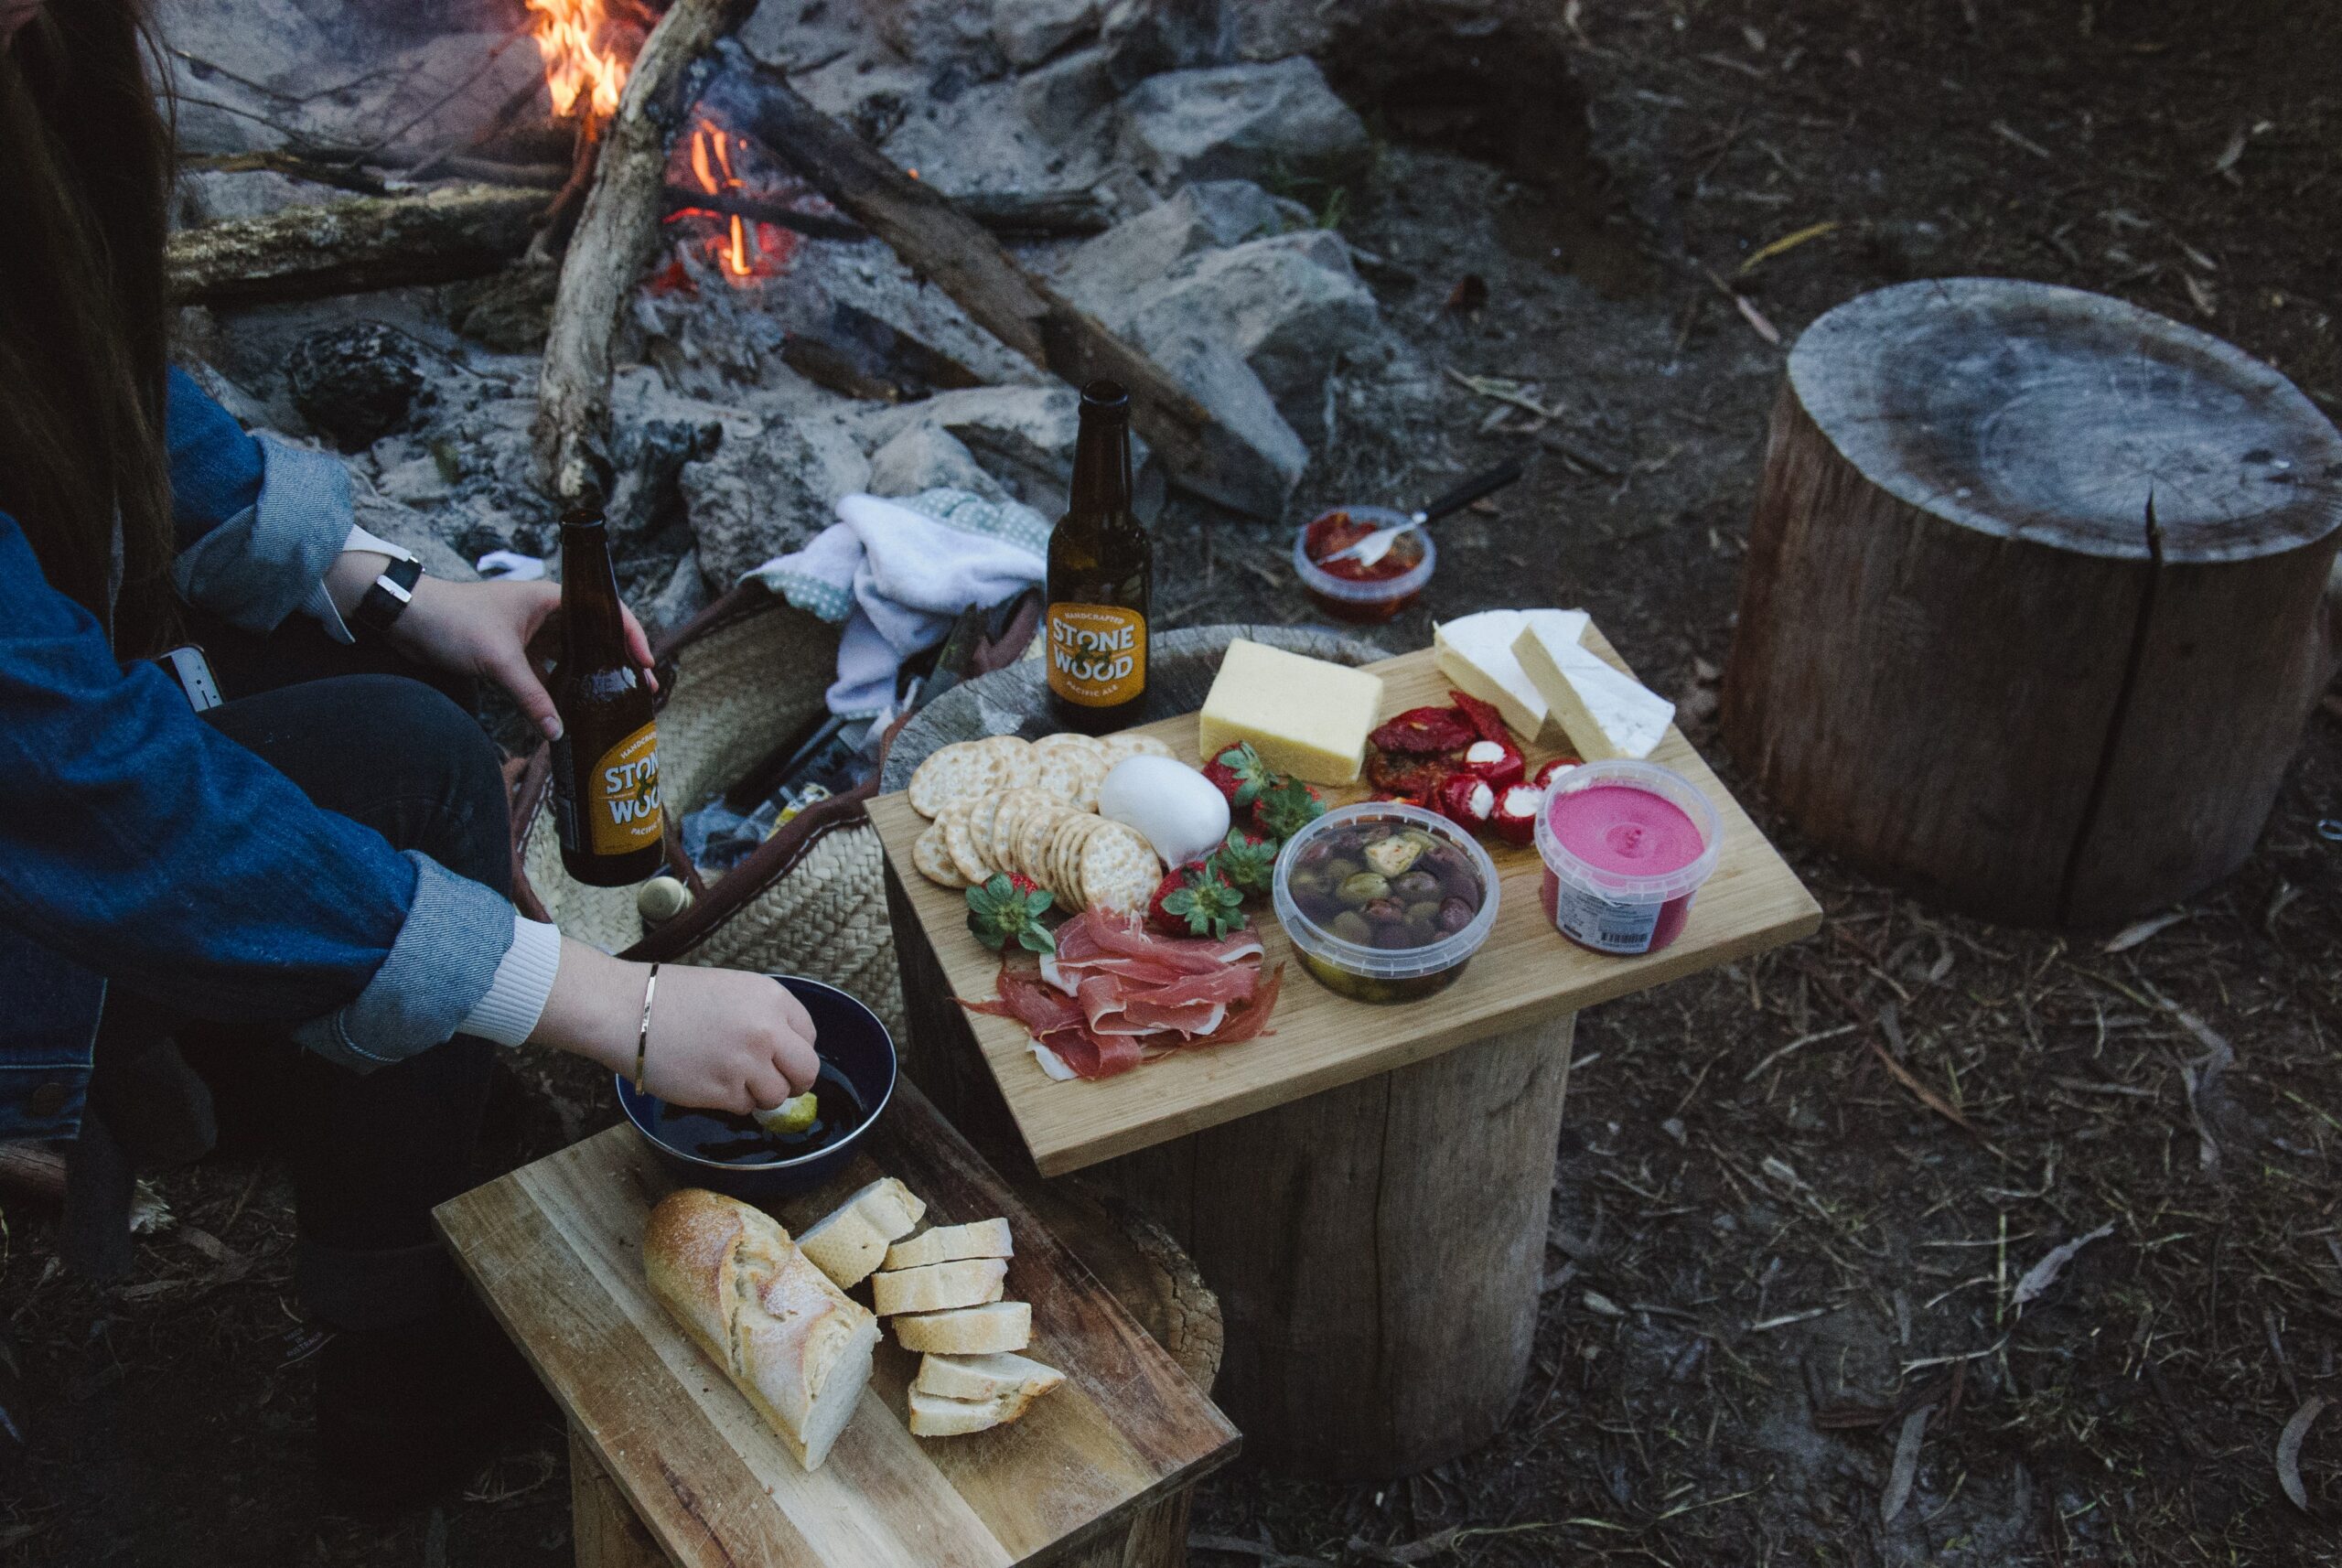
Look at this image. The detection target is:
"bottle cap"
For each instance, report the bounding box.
[561,506,607,531]
[637,875,693,924]
[1079,380,1132,419]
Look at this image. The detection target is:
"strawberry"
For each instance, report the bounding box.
[1490,784,1544,845]
[1437,772,1496,832]
[1148,863,1248,940]
[1531,756,1582,790]
[1210,828,1280,897]
[1250,776,1327,841]
[1448,689,1510,746]
[1202,742,1279,807]
[1459,738,1524,789]
[966,873,1056,953]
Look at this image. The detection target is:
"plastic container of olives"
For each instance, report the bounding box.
[1273,802,1500,1004]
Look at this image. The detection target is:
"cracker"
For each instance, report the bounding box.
[974,735,1039,792]
[908,742,998,818]
[964,792,1004,870]
[1068,750,1112,813]
[1033,733,1106,764]
[1032,749,1090,804]
[990,789,1043,874]
[943,806,994,886]
[1098,732,1175,765]
[1079,822,1160,920]
[1047,813,1107,904]
[912,819,968,888]
[1016,802,1077,884]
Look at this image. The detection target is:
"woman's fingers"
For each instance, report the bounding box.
[491,650,564,741]
[619,605,660,693]
[742,1060,793,1114]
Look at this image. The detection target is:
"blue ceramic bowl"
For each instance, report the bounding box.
[616,975,897,1200]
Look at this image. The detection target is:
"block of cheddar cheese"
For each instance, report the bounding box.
[1197,639,1385,785]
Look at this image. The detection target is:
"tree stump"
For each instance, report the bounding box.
[1724,278,2342,927]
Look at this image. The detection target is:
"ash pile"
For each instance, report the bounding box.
[165,0,1585,635]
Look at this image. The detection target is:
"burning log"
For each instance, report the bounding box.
[166,183,547,307]
[701,44,1292,520]
[533,0,759,505]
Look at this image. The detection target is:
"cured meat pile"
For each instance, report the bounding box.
[961,909,1284,1080]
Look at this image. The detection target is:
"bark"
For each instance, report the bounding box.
[166,183,543,306]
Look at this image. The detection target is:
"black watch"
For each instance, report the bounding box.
[351,556,424,639]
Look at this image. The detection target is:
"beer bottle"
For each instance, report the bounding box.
[1046,381,1151,735]
[552,508,665,886]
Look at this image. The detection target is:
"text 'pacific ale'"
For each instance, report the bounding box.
[553,508,664,886]
[1046,380,1151,735]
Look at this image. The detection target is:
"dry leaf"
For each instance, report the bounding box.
[2212,124,2248,181]
[1880,1402,1935,1523]
[2012,1221,2115,1311]
[2277,1394,2325,1511]
[2101,910,2186,954]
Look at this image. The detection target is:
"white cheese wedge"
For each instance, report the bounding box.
[1197,638,1385,785]
[1433,608,1591,741]
[1512,618,1674,761]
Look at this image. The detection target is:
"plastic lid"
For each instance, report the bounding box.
[1292,508,1438,604]
[1273,802,1500,980]
[1533,760,1723,903]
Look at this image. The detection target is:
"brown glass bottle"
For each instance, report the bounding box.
[552,509,664,886]
[1045,381,1151,735]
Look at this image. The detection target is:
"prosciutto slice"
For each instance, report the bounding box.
[960,909,1282,1079]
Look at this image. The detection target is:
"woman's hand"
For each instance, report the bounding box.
[388,576,655,742]
[531,942,820,1114]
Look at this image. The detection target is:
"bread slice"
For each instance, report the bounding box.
[909,1386,1053,1437]
[884,1218,1015,1273]
[914,1351,1064,1408]
[641,1188,880,1471]
[797,1177,927,1290]
[870,1257,1009,1317]
[890,1300,1032,1356]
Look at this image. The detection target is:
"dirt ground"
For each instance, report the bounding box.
[5,1,2339,1563]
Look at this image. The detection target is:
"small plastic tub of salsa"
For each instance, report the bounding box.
[1293,507,1436,624]
[1273,802,1499,1003]
[1533,761,1721,956]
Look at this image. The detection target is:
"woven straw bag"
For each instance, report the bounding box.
[509,584,908,1035]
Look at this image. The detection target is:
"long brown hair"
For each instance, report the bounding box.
[0,0,176,653]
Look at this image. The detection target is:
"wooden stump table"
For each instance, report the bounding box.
[872,626,1821,1478]
[434,1082,1237,1568]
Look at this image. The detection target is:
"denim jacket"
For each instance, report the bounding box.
[0,371,516,1140]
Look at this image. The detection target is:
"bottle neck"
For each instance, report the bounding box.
[1067,413,1133,522]
[560,521,628,666]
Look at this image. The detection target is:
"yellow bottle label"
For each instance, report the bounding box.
[1047,603,1147,707]
[587,720,663,854]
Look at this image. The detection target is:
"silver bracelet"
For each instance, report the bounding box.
[633,963,661,1095]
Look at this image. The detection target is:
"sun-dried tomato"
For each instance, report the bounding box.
[1447,689,1509,745]
[1370,706,1477,754]
[1368,751,1457,800]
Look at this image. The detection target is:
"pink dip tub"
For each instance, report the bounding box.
[1533,760,1722,955]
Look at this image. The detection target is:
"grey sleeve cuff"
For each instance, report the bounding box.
[292,852,516,1072]
[172,435,354,632]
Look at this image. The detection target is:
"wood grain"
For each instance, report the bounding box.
[1724,278,2342,926]
[435,1085,1237,1568]
[870,636,1822,1176]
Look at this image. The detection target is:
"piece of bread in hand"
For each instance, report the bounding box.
[884,1218,1014,1272]
[870,1257,1008,1317]
[797,1177,927,1290]
[642,1188,879,1472]
[914,1350,1064,1410]
[890,1300,1032,1356]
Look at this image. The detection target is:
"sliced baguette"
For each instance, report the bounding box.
[884,1218,1015,1272]
[890,1300,1032,1355]
[914,1351,1064,1407]
[870,1257,1009,1317]
[641,1188,879,1472]
[908,1385,1050,1437]
[796,1177,927,1290]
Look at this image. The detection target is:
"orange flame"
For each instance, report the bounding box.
[725,213,752,276]
[526,0,627,122]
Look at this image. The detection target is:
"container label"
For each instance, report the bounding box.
[583,720,663,854]
[1551,879,1662,954]
[1046,603,1146,707]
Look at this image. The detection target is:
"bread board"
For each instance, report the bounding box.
[870,630,1822,1177]
[434,1083,1238,1568]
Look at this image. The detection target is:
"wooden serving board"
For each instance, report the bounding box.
[434,1083,1239,1568]
[869,630,1824,1177]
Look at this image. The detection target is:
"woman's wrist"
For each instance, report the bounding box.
[528,939,648,1072]
[321,548,397,620]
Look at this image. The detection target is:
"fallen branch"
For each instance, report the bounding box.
[703,42,1295,519]
[532,0,761,505]
[166,182,545,306]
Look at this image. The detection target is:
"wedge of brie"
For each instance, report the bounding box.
[1433,608,1591,740]
[1511,618,1674,761]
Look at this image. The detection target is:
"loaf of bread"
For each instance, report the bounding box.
[797,1177,926,1289]
[884,1217,1014,1272]
[870,1257,1008,1317]
[641,1188,879,1471]
[891,1300,1032,1355]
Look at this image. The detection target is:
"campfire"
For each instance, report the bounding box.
[525,0,632,124]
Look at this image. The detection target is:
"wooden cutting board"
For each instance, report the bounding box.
[434,1082,1238,1567]
[869,629,1822,1176]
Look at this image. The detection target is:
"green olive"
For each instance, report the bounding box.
[1323,856,1362,885]
[1328,910,1374,945]
[1404,900,1442,925]
[1340,872,1392,905]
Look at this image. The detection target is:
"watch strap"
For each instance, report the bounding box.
[352,555,424,639]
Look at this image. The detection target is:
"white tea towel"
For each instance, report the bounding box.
[743,487,1050,719]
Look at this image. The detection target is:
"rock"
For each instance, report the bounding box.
[1146,331,1306,518]
[861,386,1155,513]
[640,551,712,640]
[446,260,558,353]
[866,424,1015,506]
[1115,231,1380,440]
[1115,58,1369,189]
[174,168,343,226]
[882,48,1113,199]
[1053,179,1306,305]
[1011,46,1118,146]
[865,0,1004,74]
[681,414,870,588]
[285,321,447,449]
[995,0,1100,67]
[1098,0,1227,90]
[349,487,477,583]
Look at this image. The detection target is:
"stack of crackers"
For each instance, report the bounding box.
[908,732,1174,920]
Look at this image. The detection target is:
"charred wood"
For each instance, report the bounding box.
[166,182,544,306]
